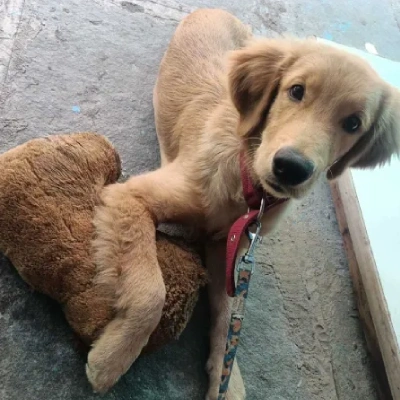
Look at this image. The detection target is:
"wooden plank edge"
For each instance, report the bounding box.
[331,170,400,399]
[331,179,392,400]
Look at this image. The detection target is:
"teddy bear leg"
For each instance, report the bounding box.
[205,240,246,400]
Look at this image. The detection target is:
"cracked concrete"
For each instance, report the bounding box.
[1,0,399,399]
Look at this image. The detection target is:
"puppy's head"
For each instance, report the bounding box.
[229,39,400,199]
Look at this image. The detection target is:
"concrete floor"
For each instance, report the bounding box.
[1,1,399,399]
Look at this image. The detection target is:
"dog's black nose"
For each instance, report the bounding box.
[273,147,314,186]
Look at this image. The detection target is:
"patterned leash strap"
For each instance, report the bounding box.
[218,199,265,399]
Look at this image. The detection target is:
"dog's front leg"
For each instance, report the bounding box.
[205,240,246,400]
[204,201,291,399]
[86,163,201,393]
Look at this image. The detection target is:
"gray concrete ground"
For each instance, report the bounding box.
[0,0,399,399]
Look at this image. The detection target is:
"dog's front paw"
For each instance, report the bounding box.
[86,353,119,394]
[205,358,246,400]
[205,386,246,400]
[85,318,138,394]
[226,374,246,400]
[86,333,135,394]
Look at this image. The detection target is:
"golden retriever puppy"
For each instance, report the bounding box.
[86,8,400,399]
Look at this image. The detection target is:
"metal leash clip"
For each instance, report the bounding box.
[237,197,265,272]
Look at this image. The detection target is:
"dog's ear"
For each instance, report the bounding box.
[228,39,295,137]
[327,88,400,180]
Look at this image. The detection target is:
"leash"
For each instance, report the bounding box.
[218,153,287,399]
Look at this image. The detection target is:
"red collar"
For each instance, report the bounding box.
[225,151,287,296]
[239,152,265,209]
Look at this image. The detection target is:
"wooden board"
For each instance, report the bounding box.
[331,171,400,399]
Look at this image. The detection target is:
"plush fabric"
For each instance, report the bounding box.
[0,133,206,350]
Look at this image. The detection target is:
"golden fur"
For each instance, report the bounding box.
[87,9,400,399]
[0,133,206,353]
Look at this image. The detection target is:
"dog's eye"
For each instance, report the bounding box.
[289,85,305,101]
[342,115,361,133]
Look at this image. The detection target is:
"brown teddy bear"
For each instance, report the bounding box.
[0,133,207,360]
